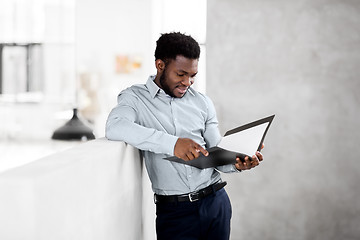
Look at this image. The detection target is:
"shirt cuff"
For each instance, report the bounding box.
[159,134,178,155]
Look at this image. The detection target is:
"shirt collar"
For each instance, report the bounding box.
[146,75,195,98]
[146,75,160,98]
[187,88,195,96]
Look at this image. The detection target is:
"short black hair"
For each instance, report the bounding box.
[154,32,200,62]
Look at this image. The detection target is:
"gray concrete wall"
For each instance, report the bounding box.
[207,0,360,239]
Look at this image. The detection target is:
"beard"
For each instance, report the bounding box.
[159,67,177,98]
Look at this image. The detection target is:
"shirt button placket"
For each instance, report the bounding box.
[172,99,179,134]
[185,165,194,190]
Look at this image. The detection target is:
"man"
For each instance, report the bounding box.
[106,32,263,240]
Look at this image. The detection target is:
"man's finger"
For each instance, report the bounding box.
[256,151,263,161]
[235,157,243,165]
[185,152,195,161]
[190,148,201,159]
[251,156,260,167]
[235,157,244,170]
[196,145,209,157]
[244,156,252,169]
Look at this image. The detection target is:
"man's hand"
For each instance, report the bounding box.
[174,138,209,161]
[235,144,264,171]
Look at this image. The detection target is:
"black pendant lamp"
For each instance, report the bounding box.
[51,108,95,141]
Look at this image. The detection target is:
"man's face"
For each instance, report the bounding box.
[158,55,198,98]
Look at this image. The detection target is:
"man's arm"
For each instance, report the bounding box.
[201,95,265,172]
[107,91,209,160]
[106,92,178,155]
[200,95,238,172]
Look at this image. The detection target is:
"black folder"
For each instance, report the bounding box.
[164,115,275,169]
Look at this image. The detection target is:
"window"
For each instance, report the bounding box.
[0,0,75,103]
[0,43,43,95]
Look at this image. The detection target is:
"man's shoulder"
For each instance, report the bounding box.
[119,83,148,96]
[117,83,149,103]
[187,88,213,105]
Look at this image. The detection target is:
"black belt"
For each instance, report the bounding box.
[154,181,227,203]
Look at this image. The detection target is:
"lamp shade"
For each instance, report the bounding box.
[52,108,95,140]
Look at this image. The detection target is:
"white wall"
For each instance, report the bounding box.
[0,138,144,240]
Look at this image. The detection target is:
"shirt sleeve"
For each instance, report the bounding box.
[202,95,240,173]
[202,95,222,149]
[105,91,178,155]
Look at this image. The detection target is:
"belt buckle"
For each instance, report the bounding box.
[188,192,200,202]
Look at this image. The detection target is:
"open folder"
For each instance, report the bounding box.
[164,115,275,169]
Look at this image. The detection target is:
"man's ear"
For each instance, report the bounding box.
[155,59,165,72]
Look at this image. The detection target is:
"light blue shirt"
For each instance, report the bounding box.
[106,75,238,195]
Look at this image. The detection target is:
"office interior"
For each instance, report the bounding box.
[0,0,359,239]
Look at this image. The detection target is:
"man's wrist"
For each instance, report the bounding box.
[234,164,242,172]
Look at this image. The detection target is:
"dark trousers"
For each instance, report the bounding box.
[156,188,232,240]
